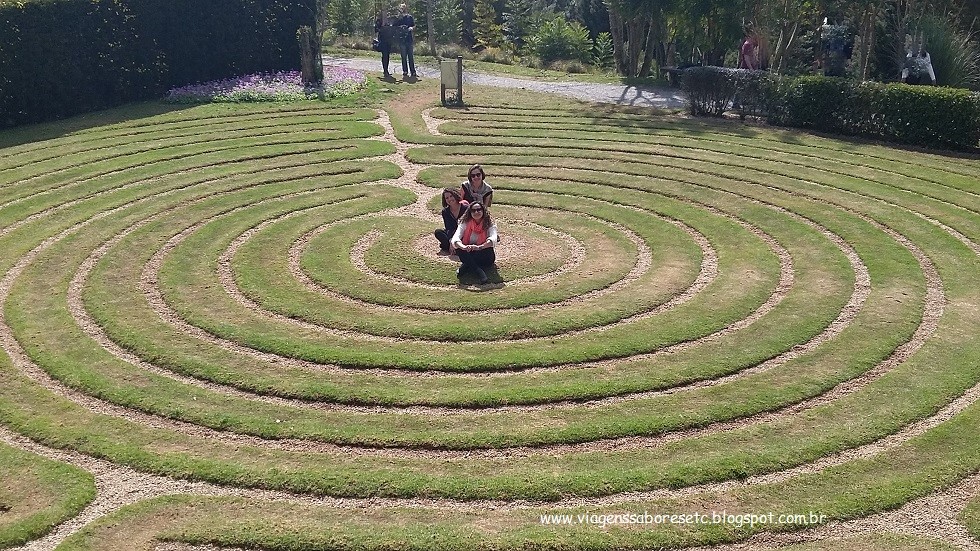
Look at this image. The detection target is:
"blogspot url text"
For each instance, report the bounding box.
[539,511,828,529]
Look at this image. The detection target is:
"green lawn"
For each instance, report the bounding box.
[0,81,978,549]
[0,442,94,547]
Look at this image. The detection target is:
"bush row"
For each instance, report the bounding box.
[0,0,315,127]
[682,67,980,151]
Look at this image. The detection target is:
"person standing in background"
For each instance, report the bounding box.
[738,33,758,70]
[394,3,418,79]
[374,13,397,79]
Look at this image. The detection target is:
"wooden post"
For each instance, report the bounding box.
[456,56,463,105]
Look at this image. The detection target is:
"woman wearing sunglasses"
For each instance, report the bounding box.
[460,164,492,208]
[450,201,497,284]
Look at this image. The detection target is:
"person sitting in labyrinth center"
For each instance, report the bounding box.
[450,201,497,284]
[434,187,467,255]
[460,164,492,208]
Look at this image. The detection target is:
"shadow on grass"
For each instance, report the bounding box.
[584,102,980,159]
[0,101,199,151]
[456,264,505,290]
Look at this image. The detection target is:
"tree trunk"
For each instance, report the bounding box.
[426,0,436,56]
[771,26,785,71]
[608,7,626,75]
[858,3,878,80]
[893,0,910,80]
[772,21,797,74]
[298,26,320,84]
[626,17,643,75]
[639,15,658,77]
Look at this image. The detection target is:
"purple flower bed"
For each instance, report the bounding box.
[165,68,366,103]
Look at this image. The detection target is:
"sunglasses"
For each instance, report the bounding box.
[471,207,483,212]
[468,172,483,178]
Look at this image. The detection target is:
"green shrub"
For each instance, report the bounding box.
[732,69,777,119]
[915,13,980,90]
[684,69,980,149]
[531,17,591,65]
[867,85,980,148]
[769,75,853,128]
[681,66,737,116]
[547,59,591,73]
[478,46,515,64]
[768,76,980,150]
[592,31,614,69]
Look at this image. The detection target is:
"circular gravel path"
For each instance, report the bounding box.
[322,54,689,109]
[5,62,979,551]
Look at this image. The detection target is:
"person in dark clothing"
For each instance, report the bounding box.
[374,13,397,78]
[394,3,417,79]
[434,188,466,254]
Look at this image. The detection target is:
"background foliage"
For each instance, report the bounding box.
[325,0,979,84]
[0,0,315,127]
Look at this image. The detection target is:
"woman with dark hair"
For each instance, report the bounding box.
[374,13,396,78]
[434,188,466,254]
[450,202,497,284]
[461,164,492,208]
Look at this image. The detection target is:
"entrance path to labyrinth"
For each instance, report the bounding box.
[1,83,979,551]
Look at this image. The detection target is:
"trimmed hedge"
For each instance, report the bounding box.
[682,67,774,119]
[682,67,980,151]
[771,76,980,150]
[0,0,315,127]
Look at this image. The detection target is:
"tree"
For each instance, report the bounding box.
[462,0,476,45]
[503,0,535,52]
[328,0,371,34]
[852,0,884,79]
[423,0,463,43]
[753,0,815,74]
[474,0,506,47]
[297,25,323,83]
[605,0,674,76]
[426,0,436,54]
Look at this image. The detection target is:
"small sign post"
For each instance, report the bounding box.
[440,56,464,106]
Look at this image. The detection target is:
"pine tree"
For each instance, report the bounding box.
[502,0,533,52]
[473,0,505,48]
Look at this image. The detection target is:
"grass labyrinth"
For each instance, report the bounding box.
[0,86,979,550]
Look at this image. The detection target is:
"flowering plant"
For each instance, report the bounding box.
[165,68,365,103]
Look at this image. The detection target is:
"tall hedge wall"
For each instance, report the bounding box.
[0,0,315,127]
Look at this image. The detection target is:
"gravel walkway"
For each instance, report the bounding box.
[323,54,689,109]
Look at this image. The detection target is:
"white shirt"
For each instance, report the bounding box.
[451,221,498,248]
